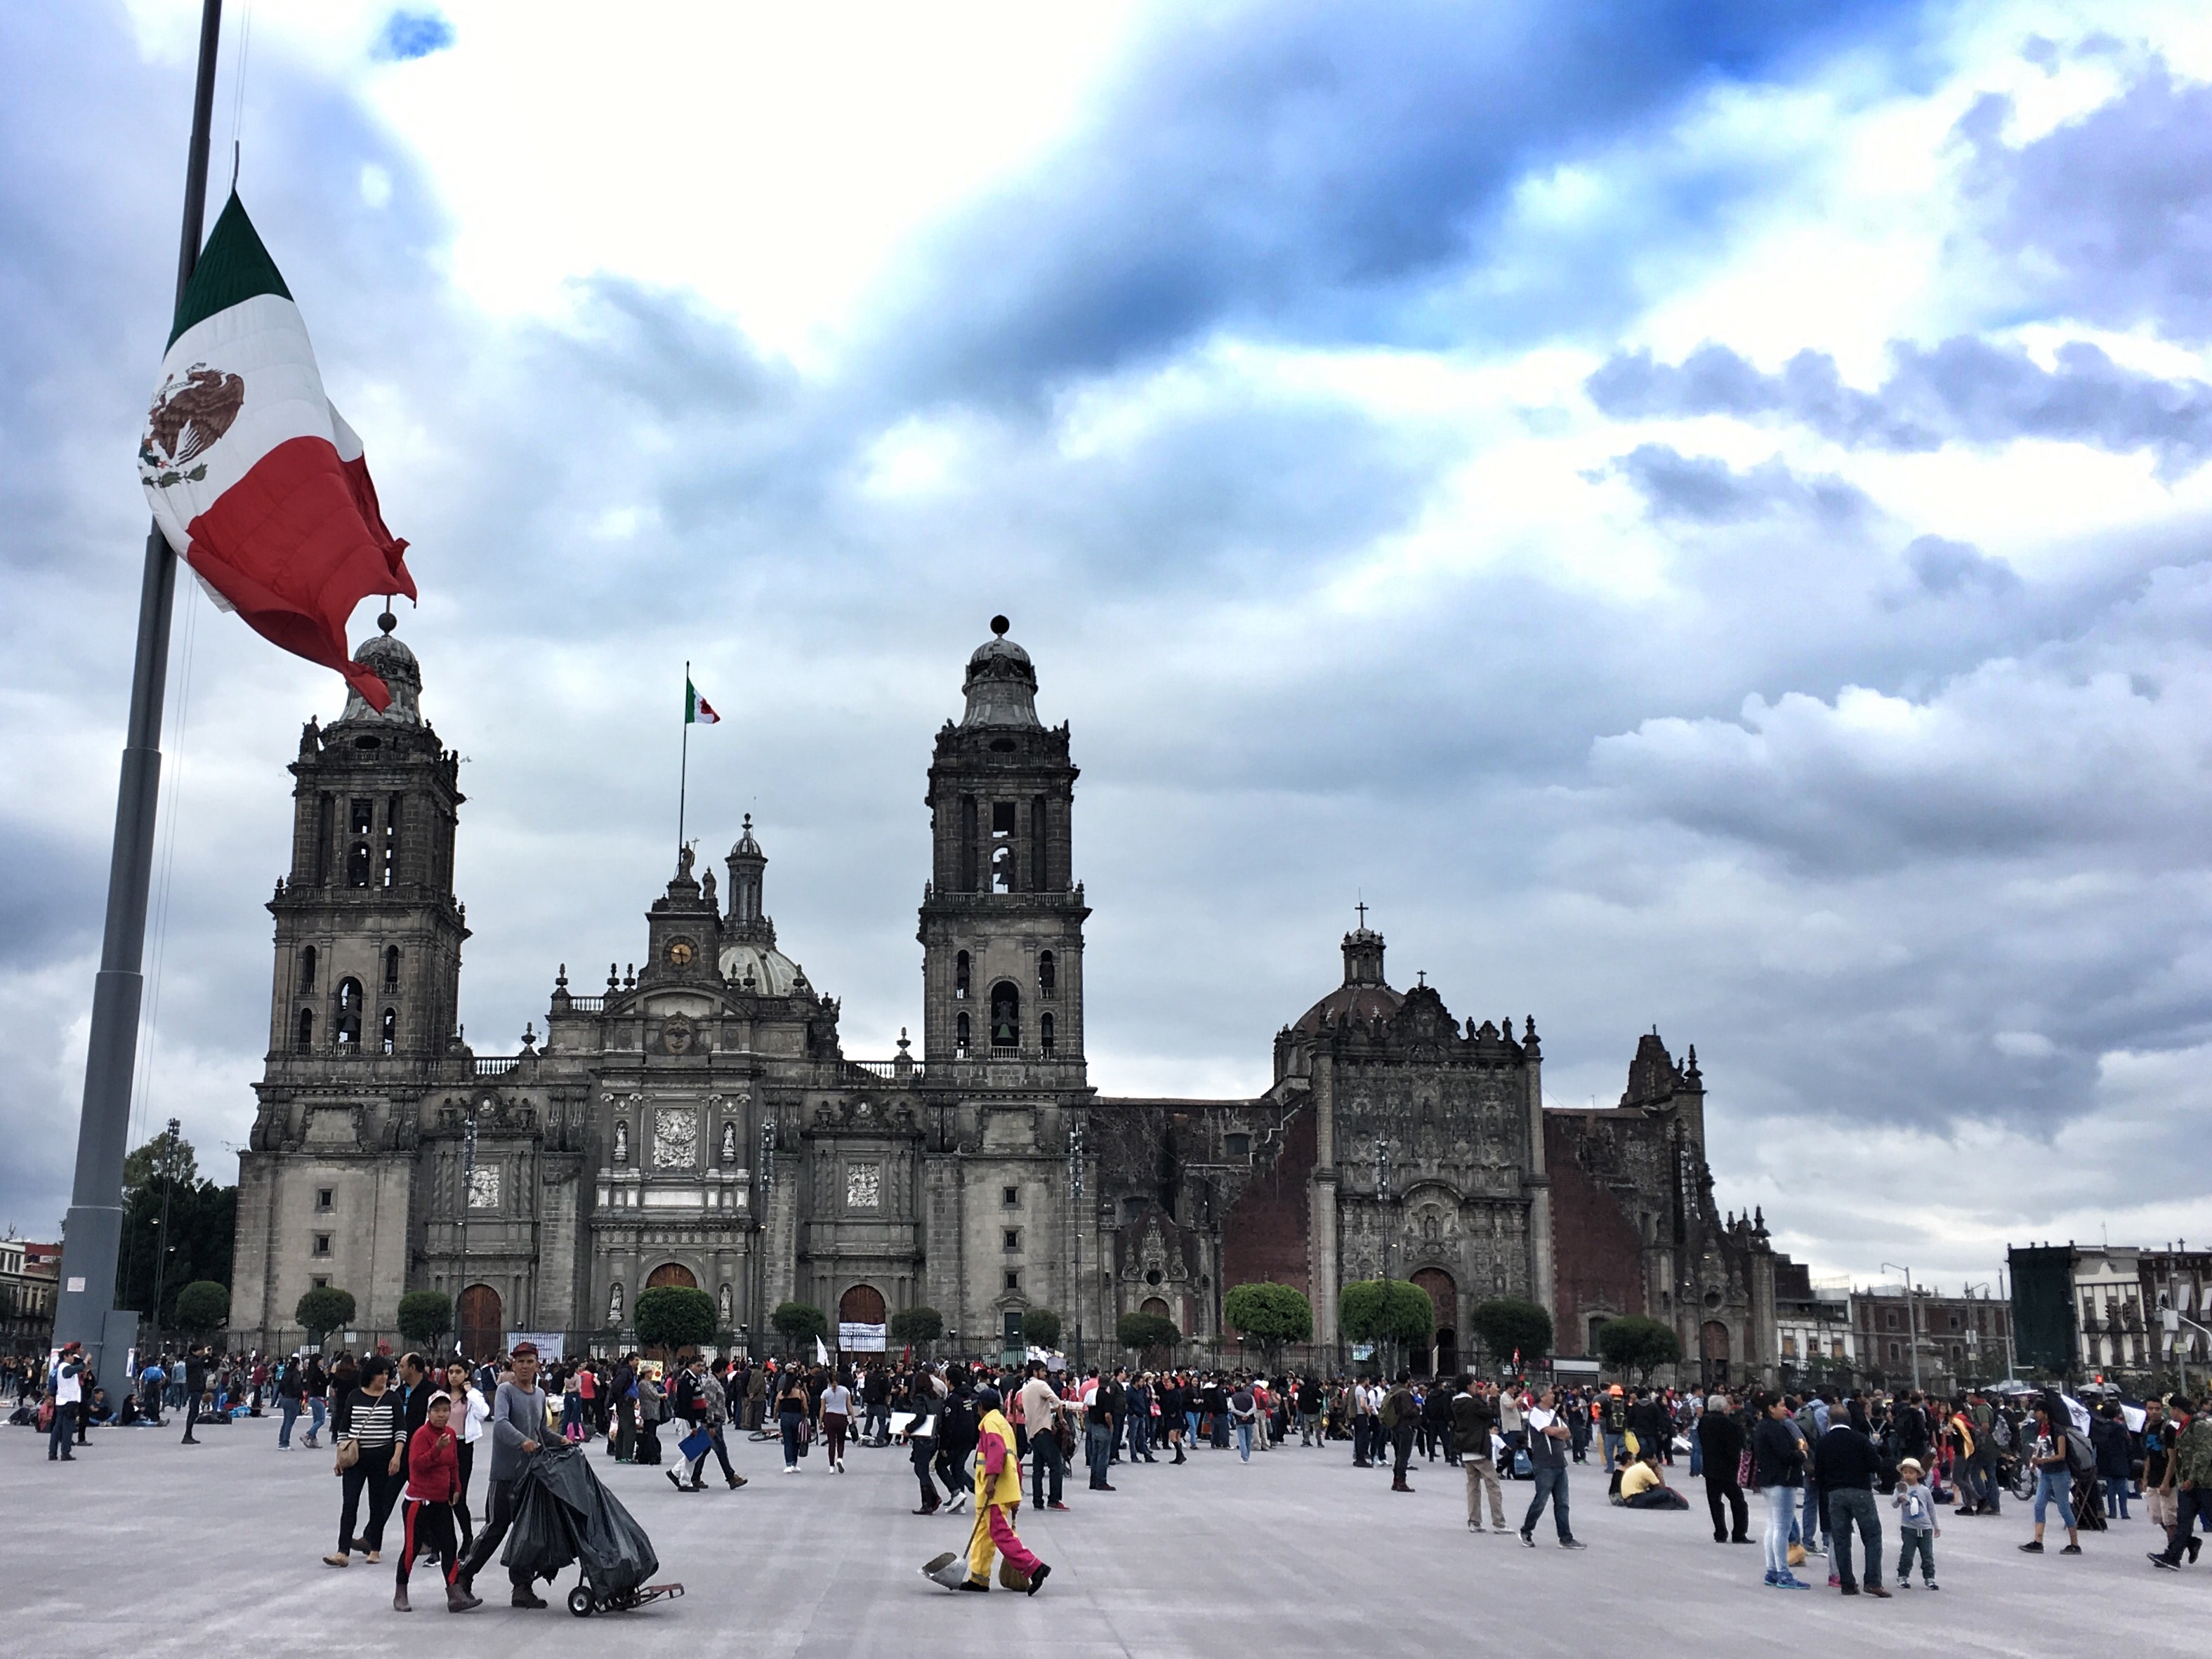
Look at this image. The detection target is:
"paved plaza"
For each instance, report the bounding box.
[2,1417,2196,1655]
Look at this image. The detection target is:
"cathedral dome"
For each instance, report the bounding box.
[961,614,1041,728]
[718,938,801,995]
[340,612,423,725]
[1292,925,1402,1033]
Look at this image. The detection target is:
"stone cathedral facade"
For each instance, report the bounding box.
[231,619,1791,1383]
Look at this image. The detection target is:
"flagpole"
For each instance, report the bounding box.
[55,0,224,1368]
[678,660,690,872]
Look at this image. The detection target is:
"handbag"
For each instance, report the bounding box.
[333,1435,360,1474]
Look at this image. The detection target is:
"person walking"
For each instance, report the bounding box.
[2019,1399,2083,1556]
[1230,1377,1261,1464]
[393,1392,482,1613]
[908,1373,945,1514]
[1451,1376,1506,1533]
[2092,1401,2133,1521]
[326,1354,405,1568]
[819,1370,854,1474]
[275,1356,304,1448]
[942,1385,1050,1595]
[1698,1392,1750,1544]
[1813,1401,1890,1596]
[445,1361,485,1553]
[180,1346,209,1444]
[775,1367,810,1474]
[2150,1392,2212,1571]
[1518,1386,1584,1549]
[454,1341,552,1609]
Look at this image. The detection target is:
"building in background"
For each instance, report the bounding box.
[2005,1241,2211,1384]
[229,619,1793,1380]
[0,1237,59,1356]
[1774,1264,1854,1388]
[1850,1283,2010,1394]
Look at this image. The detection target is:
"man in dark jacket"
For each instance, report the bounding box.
[181,1347,209,1444]
[1451,1377,1505,1531]
[1698,1393,1749,1543]
[1813,1413,1890,1597]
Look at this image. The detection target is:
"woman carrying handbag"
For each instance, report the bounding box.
[325,1354,405,1568]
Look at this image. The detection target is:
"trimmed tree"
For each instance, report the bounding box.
[888,1305,944,1349]
[1223,1281,1312,1366]
[294,1285,356,1346]
[395,1289,453,1349]
[1595,1314,1683,1383]
[1339,1279,1433,1374]
[770,1300,829,1354]
[173,1279,230,1337]
[1019,1307,1062,1351]
[1117,1309,1179,1358]
[635,1285,718,1356]
[1466,1297,1553,1372]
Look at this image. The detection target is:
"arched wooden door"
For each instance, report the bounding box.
[1410,1267,1456,1375]
[838,1283,886,1326]
[457,1283,502,1361]
[647,1262,699,1290]
[1700,1319,1730,1387]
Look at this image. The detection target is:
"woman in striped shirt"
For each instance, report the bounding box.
[326,1354,405,1567]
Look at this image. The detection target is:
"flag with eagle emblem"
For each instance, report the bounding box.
[139,192,414,710]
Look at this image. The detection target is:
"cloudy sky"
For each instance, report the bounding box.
[5,1,2209,1291]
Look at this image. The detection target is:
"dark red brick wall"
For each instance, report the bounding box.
[1223,1099,1315,1300]
[1546,1115,1647,1357]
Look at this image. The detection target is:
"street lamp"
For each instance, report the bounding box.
[1881,1263,1921,1392]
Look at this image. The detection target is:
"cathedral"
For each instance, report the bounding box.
[230,617,1789,1383]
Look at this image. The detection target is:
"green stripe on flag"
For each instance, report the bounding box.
[685,678,701,722]
[169,193,295,348]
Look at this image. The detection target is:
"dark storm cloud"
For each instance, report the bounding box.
[1960,60,2212,342]
[1902,534,2018,598]
[877,0,1920,397]
[1605,442,1872,525]
[1588,336,2212,476]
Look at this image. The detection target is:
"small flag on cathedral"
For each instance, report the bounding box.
[138,194,415,712]
[686,678,720,725]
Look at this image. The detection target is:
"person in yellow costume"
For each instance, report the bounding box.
[940,1384,1051,1594]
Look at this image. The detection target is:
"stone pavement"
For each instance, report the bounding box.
[1,1417,2194,1655]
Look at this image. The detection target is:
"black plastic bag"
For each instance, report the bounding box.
[502,1442,660,1594]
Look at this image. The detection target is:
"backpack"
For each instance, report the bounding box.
[2063,1429,2095,1476]
[1991,1411,2013,1450]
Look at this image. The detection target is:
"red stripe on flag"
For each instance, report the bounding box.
[183,435,418,711]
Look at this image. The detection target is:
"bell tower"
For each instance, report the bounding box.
[265,613,467,1069]
[918,616,1087,1079]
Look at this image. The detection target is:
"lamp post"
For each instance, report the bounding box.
[1881,1262,1920,1392]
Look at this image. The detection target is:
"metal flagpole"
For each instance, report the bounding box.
[678,660,690,868]
[54,0,225,1370]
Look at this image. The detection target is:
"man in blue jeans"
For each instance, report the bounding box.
[1812,1408,1891,1596]
[1520,1387,1586,1549]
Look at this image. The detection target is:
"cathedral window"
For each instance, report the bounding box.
[1039,1012,1055,1055]
[346,842,371,887]
[382,794,402,886]
[380,1007,397,1055]
[296,1007,315,1052]
[1003,1229,1020,1251]
[955,1012,970,1058]
[298,945,317,993]
[989,982,1020,1051]
[314,795,334,885]
[335,979,363,1050]
[954,951,970,1000]
[959,795,979,891]
[1038,951,1055,998]
[350,798,373,835]
[312,1234,331,1257]
[1030,795,1047,890]
[990,843,1015,894]
[1225,1132,1250,1160]
[1003,1185,1020,1207]
[383,946,400,988]
[1003,1271,1020,1293]
[991,800,1017,892]
[316,1188,334,1210]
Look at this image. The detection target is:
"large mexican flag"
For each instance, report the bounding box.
[139,193,414,711]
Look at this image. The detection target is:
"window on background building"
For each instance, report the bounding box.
[1783,1335,1798,1357]
[1039,951,1055,998]
[381,1007,397,1055]
[1040,1012,1055,1054]
[1002,1186,1019,1207]
[350,798,373,835]
[1004,1271,1020,1293]
[346,842,371,886]
[956,1012,970,1059]
[1831,1340,1845,1359]
[382,795,402,886]
[316,1188,334,1211]
[1226,1132,1251,1160]
[298,945,317,993]
[954,951,969,1000]
[1885,1310,1898,1331]
[296,1008,315,1052]
[312,1234,331,1257]
[991,800,1017,894]
[1888,1342,1900,1364]
[384,946,400,987]
[990,982,1020,1050]
[312,1275,329,1290]
[1003,1229,1020,1251]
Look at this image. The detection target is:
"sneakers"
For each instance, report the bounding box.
[1520,1532,1536,1548]
[2150,1554,2180,1571]
[1560,1538,1586,1549]
[1925,1581,1939,1591]
[1773,1573,1810,1590]
[2018,1540,2043,1553]
[2060,1543,2082,1555]
[1827,1573,1841,1587]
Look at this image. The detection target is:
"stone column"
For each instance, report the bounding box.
[1310,1056,1340,1348]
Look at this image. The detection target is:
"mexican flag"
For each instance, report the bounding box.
[685,678,719,725]
[139,193,414,711]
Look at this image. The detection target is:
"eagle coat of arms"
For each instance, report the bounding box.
[140,362,245,487]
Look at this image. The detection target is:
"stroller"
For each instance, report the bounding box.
[503,1443,685,1617]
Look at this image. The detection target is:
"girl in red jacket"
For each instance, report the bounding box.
[396,1394,482,1613]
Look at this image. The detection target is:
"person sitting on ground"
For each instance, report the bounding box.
[1615,1449,1689,1509]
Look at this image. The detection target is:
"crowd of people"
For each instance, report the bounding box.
[15,1337,2212,1606]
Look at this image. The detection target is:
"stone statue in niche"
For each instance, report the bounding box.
[721,1120,738,1165]
[718,1283,732,1322]
[614,1120,629,1165]
[609,1281,624,1323]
